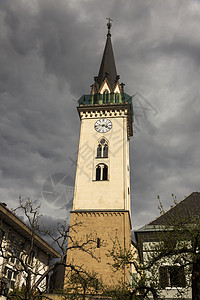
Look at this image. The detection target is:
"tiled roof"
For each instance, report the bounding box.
[149,192,200,226]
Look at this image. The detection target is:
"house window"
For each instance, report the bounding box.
[95,164,108,181]
[4,267,17,291]
[7,269,12,280]
[159,266,186,288]
[8,234,23,257]
[96,139,108,158]
[9,256,15,264]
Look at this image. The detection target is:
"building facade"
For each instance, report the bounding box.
[0,202,60,296]
[135,192,200,299]
[65,20,133,286]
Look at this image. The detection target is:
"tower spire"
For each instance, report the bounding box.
[97,18,117,90]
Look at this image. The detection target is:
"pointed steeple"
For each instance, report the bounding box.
[97,18,117,90]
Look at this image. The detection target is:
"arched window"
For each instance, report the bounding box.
[97,144,102,158]
[95,164,108,181]
[102,165,108,180]
[103,90,109,103]
[103,144,108,158]
[96,166,101,181]
[96,139,108,158]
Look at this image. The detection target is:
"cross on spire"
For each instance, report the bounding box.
[106,17,113,35]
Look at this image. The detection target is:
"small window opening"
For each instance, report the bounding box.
[97,238,100,248]
[103,90,109,103]
[100,138,106,144]
[94,94,97,103]
[115,93,119,103]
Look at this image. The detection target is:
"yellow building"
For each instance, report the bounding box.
[66,20,133,287]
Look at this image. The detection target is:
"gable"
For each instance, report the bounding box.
[99,78,111,94]
[113,82,122,94]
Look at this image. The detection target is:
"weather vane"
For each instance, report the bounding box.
[106,17,113,34]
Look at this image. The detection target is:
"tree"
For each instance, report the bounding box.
[107,194,200,300]
[0,197,102,300]
[105,235,160,300]
[146,195,200,300]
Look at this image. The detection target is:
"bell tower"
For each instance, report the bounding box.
[66,20,133,285]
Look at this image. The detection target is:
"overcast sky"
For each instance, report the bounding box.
[0,0,200,232]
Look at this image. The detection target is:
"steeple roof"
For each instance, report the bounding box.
[97,20,117,90]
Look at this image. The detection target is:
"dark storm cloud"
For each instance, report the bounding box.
[0,0,200,230]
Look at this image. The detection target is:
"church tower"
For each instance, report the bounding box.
[66,20,133,286]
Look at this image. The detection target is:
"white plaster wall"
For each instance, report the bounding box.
[0,256,4,273]
[0,227,49,292]
[73,112,131,211]
[143,241,192,299]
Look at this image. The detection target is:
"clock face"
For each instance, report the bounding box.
[94,119,112,133]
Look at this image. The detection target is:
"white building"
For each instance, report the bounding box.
[135,192,200,299]
[0,202,60,296]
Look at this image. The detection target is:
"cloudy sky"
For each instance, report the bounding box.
[0,0,200,231]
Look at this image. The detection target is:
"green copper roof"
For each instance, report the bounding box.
[78,92,133,123]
